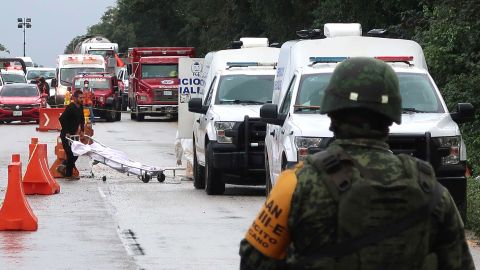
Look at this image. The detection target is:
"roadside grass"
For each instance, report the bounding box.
[467,178,480,236]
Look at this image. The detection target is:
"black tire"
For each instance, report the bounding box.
[205,143,224,195]
[459,199,467,225]
[157,173,166,183]
[141,174,150,183]
[130,99,137,120]
[115,108,121,121]
[265,151,272,196]
[193,140,205,189]
[136,107,145,121]
[105,107,116,122]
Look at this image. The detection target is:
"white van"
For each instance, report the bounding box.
[189,38,280,195]
[260,24,474,218]
[51,54,105,105]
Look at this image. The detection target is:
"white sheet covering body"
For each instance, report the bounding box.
[70,141,162,176]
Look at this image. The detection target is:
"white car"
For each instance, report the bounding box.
[261,24,474,219]
[189,39,279,195]
[1,70,27,84]
[25,67,56,96]
[117,67,129,110]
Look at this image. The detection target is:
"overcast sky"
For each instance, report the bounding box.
[0,0,117,67]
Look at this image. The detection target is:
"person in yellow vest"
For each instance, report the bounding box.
[64,86,72,107]
[82,80,95,123]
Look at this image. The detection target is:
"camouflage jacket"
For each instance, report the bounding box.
[239,139,474,270]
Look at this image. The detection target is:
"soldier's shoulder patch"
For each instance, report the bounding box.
[244,170,298,259]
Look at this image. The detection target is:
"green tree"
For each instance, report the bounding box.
[0,43,9,53]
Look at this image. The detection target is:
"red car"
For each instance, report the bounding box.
[0,83,47,123]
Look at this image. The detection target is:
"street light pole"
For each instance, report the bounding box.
[17,18,32,57]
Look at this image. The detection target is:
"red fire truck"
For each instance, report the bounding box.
[127,47,195,121]
[72,72,122,122]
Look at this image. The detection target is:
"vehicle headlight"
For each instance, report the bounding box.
[139,95,148,102]
[434,136,461,165]
[99,97,105,103]
[214,121,236,143]
[294,137,323,161]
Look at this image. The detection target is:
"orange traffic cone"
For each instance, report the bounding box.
[0,154,38,231]
[23,138,60,195]
[50,137,79,178]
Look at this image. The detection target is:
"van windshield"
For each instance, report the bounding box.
[294,72,444,114]
[141,64,178,78]
[26,69,56,80]
[215,75,274,105]
[59,68,104,86]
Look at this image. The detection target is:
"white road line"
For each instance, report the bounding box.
[98,186,106,198]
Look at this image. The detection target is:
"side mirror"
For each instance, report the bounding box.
[51,78,58,87]
[188,98,208,114]
[450,103,475,124]
[127,64,132,75]
[260,104,286,125]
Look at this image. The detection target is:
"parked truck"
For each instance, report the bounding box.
[72,72,122,122]
[127,47,195,121]
[73,35,122,75]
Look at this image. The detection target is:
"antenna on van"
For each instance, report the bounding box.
[296,29,322,39]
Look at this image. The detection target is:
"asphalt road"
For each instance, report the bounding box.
[0,113,478,269]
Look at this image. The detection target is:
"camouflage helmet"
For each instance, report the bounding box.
[320,57,402,124]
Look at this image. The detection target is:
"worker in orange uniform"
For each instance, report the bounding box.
[64,87,72,107]
[82,80,95,123]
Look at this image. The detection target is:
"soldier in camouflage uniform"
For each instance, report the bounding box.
[239,57,474,270]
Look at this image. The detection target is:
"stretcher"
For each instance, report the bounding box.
[67,135,183,183]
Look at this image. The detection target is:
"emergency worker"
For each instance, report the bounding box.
[64,86,72,106]
[239,57,474,270]
[58,90,85,180]
[82,80,95,123]
[37,76,50,95]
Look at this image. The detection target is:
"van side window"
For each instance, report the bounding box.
[204,77,217,106]
[279,76,296,114]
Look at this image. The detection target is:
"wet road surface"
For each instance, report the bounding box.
[0,113,478,269]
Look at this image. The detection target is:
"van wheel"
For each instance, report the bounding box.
[115,111,121,121]
[193,142,205,189]
[130,110,136,120]
[265,152,272,196]
[205,143,224,195]
[105,108,116,122]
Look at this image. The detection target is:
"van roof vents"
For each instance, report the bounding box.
[324,23,362,38]
[229,38,270,49]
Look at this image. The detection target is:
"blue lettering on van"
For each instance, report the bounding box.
[179,86,202,94]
